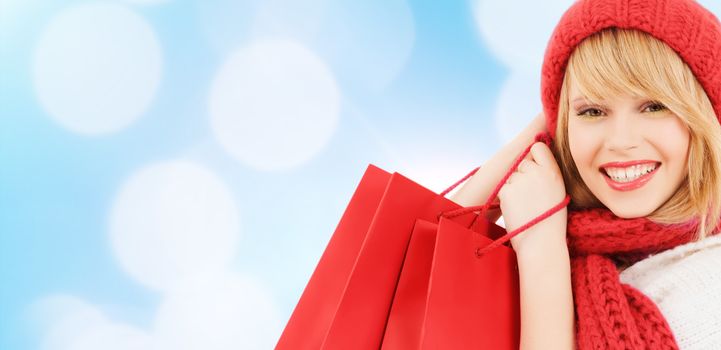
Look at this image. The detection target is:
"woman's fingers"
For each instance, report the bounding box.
[529,142,559,172]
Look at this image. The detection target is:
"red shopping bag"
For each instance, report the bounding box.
[381,216,516,349]
[382,132,570,349]
[423,217,520,348]
[276,164,479,350]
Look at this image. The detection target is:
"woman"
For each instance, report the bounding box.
[451,0,721,348]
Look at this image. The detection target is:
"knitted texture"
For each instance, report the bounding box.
[541,0,721,139]
[566,208,700,349]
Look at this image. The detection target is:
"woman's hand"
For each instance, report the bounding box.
[497,141,567,257]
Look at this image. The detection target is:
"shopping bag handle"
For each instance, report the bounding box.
[437,131,571,258]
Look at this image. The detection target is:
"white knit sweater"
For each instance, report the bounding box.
[618,233,721,349]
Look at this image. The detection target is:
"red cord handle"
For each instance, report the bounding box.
[437,131,571,258]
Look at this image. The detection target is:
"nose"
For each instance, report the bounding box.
[605,114,640,152]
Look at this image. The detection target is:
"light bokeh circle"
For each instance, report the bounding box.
[209,39,340,171]
[109,161,241,291]
[33,3,162,135]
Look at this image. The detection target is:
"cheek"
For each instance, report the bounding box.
[568,123,597,172]
[652,118,690,168]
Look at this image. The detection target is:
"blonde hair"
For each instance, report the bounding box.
[553,27,721,240]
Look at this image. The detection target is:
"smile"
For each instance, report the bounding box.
[600,162,660,191]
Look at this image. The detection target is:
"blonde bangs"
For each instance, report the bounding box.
[553,28,721,240]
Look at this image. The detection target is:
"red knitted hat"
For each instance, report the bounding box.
[541,0,721,139]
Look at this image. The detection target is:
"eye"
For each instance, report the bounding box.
[644,102,667,113]
[576,107,604,118]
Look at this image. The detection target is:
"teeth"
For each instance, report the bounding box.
[604,164,657,183]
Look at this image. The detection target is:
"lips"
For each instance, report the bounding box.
[600,162,661,192]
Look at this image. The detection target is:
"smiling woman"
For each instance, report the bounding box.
[552,27,721,239]
[535,2,721,346]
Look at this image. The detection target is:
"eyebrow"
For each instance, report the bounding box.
[572,96,649,104]
[571,98,599,109]
[571,97,609,107]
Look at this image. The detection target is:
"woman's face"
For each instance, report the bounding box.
[567,83,690,218]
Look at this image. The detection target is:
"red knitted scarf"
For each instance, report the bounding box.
[566,207,700,350]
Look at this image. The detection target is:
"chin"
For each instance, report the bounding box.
[604,203,656,219]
